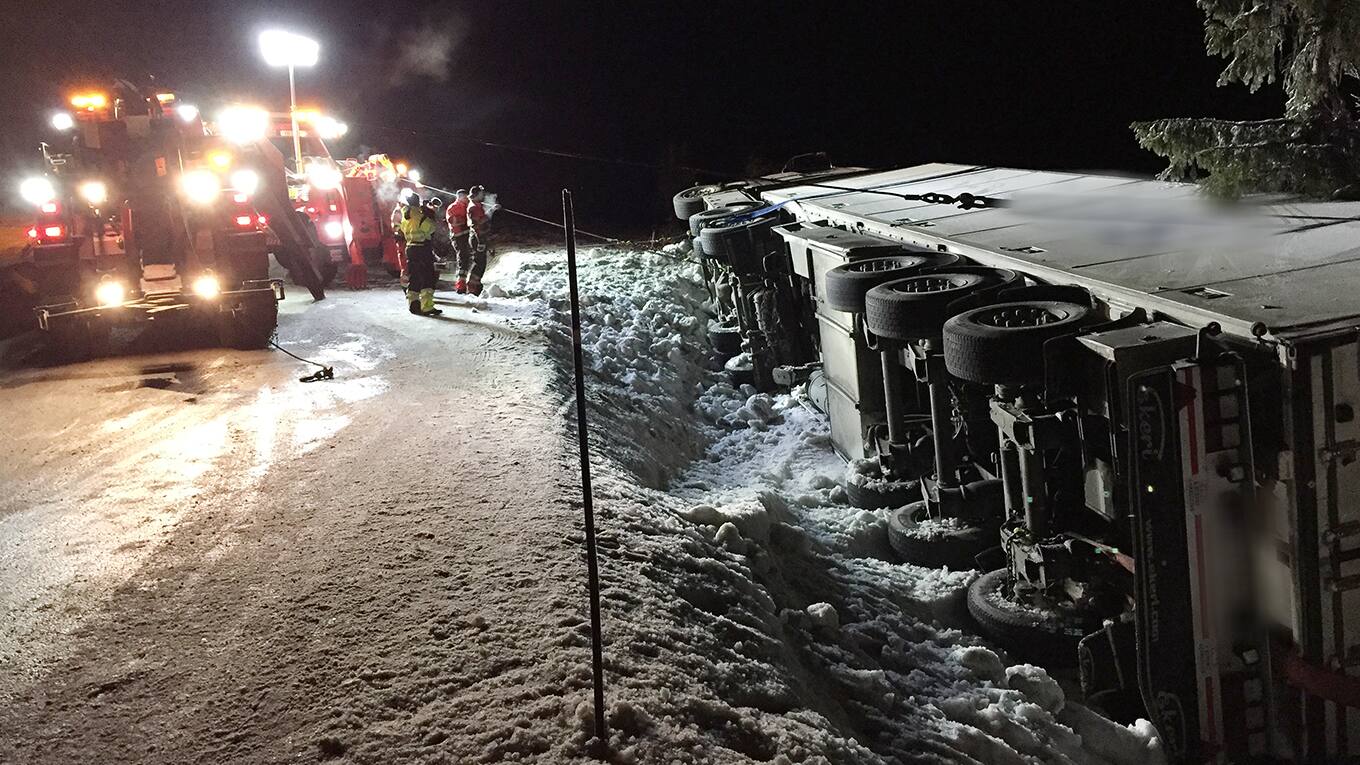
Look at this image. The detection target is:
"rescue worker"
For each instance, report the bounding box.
[464,185,495,296]
[399,194,441,316]
[444,189,472,293]
[391,188,419,285]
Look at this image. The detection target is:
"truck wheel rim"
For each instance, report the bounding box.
[846,256,928,273]
[975,304,1070,328]
[890,274,977,294]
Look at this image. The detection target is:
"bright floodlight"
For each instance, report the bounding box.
[95,280,126,307]
[176,104,200,122]
[305,162,342,190]
[191,274,221,299]
[229,169,260,195]
[20,177,56,205]
[314,114,347,140]
[51,112,75,131]
[180,170,222,205]
[78,180,108,206]
[217,106,270,145]
[407,169,422,183]
[259,30,319,68]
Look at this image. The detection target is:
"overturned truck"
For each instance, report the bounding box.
[677,163,1360,762]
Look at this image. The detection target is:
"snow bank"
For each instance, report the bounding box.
[495,245,1166,764]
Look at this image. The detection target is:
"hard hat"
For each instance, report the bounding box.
[455,188,468,198]
[399,188,419,205]
[469,185,485,199]
[427,197,443,209]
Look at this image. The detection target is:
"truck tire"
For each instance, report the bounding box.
[864,272,992,341]
[218,298,279,350]
[943,301,1090,386]
[674,184,722,220]
[823,255,936,314]
[845,479,916,510]
[689,202,761,238]
[887,501,996,570]
[967,568,1099,667]
[708,322,742,356]
[724,352,755,387]
[699,217,774,272]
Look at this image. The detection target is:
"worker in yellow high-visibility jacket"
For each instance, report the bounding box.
[398,196,441,316]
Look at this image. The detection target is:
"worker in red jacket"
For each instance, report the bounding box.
[443,189,472,293]
[464,185,496,296]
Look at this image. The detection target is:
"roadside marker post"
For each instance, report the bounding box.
[563,189,609,755]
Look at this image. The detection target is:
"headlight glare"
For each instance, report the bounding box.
[192,274,221,299]
[95,280,126,307]
[180,170,221,205]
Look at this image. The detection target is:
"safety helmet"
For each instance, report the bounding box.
[469,184,485,200]
[399,188,419,205]
[454,188,468,198]
[427,197,443,209]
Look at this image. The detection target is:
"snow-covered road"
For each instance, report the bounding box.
[0,250,1166,764]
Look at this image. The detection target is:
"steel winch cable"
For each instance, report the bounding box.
[355,122,732,178]
[412,181,695,264]
[269,338,335,382]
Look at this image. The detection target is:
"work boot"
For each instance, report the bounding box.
[467,279,483,297]
[419,288,442,316]
[454,278,467,294]
[406,289,421,314]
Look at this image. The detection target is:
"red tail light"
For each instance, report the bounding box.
[257,215,269,226]
[234,215,254,228]
[26,227,39,239]
[328,204,338,212]
[43,224,66,240]
[40,201,60,215]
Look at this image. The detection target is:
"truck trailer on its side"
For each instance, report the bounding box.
[678,163,1360,762]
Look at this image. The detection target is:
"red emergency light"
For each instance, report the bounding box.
[43,224,66,240]
[234,215,254,228]
[40,201,59,215]
[26,226,38,239]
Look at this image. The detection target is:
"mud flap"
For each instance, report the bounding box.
[1129,367,1202,760]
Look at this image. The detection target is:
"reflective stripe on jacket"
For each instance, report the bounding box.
[399,206,436,244]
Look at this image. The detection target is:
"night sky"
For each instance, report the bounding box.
[1,1,1284,231]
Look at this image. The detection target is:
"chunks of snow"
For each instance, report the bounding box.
[805,602,839,630]
[1006,663,1065,714]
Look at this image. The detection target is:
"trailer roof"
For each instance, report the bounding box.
[761,163,1360,343]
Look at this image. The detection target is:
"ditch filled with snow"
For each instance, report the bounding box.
[490,245,1166,764]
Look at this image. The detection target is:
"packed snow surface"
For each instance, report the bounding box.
[490,245,1166,763]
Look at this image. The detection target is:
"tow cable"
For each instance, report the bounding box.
[268,339,335,383]
[413,181,694,265]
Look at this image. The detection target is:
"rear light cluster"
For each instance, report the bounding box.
[28,224,67,242]
[29,195,68,243]
[227,191,266,231]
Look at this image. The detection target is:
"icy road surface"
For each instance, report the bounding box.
[0,251,1165,764]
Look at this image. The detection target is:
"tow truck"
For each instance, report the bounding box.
[680,163,1360,762]
[12,82,332,360]
[263,111,411,287]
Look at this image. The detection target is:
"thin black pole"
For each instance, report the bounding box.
[563,189,608,753]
